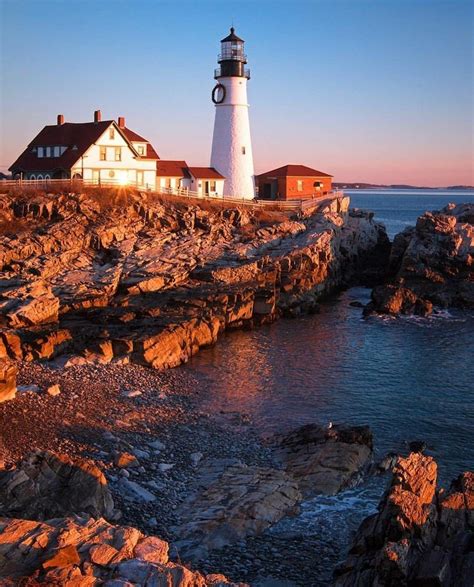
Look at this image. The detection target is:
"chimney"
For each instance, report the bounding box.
[118,116,126,128]
[57,114,65,125]
[94,110,102,123]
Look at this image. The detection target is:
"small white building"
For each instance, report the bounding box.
[187,167,225,197]
[156,161,225,197]
[9,111,159,189]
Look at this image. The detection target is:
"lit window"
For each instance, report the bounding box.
[242,146,246,155]
[38,147,44,158]
[115,147,122,161]
[109,127,115,139]
[100,146,107,161]
[297,180,303,192]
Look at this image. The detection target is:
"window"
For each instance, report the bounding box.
[297,180,303,192]
[210,180,217,191]
[115,147,122,161]
[165,178,172,188]
[242,146,246,155]
[46,147,51,157]
[137,171,144,185]
[53,146,60,157]
[109,127,115,139]
[30,174,36,180]
[38,147,44,158]
[100,146,107,161]
[137,145,145,155]
[109,170,115,178]
[44,174,51,180]
[37,174,43,180]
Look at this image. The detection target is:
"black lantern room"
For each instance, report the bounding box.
[214,28,250,79]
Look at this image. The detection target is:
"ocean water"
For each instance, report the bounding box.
[183,190,474,574]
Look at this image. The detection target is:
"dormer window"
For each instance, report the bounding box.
[109,128,115,139]
[137,145,144,155]
[37,147,44,158]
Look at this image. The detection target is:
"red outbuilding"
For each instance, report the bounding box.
[256,164,333,200]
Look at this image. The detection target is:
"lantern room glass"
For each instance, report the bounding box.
[220,40,246,62]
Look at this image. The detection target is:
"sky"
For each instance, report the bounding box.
[0,0,473,186]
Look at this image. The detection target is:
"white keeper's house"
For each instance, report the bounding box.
[9,110,159,189]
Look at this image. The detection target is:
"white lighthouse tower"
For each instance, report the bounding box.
[210,28,255,199]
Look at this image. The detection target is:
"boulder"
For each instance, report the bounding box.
[367,284,433,316]
[0,450,119,521]
[274,423,373,496]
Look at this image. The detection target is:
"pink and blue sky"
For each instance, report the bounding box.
[1,0,472,186]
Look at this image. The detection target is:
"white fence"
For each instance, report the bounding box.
[0,178,344,213]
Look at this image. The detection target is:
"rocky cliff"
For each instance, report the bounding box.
[0,189,389,385]
[366,203,473,316]
[334,452,474,586]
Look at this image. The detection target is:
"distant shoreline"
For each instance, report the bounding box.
[334,183,474,191]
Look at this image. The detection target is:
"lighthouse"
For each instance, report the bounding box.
[210,28,255,199]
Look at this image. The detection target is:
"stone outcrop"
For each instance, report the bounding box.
[0,450,119,521]
[0,359,16,403]
[334,453,474,586]
[366,202,474,316]
[0,189,389,369]
[173,423,372,561]
[174,463,301,561]
[0,515,245,586]
[274,423,373,497]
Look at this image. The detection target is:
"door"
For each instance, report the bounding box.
[204,181,210,195]
[263,183,272,199]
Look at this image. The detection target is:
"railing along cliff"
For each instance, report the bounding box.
[0,178,344,213]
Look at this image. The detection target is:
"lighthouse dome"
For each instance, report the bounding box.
[221,27,244,43]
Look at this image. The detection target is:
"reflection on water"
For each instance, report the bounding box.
[186,287,474,485]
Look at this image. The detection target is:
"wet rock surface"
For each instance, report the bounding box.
[0,190,389,371]
[366,202,474,316]
[334,452,474,586]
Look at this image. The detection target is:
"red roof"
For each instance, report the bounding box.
[121,127,160,160]
[10,120,159,172]
[156,160,190,178]
[188,167,225,179]
[257,164,333,178]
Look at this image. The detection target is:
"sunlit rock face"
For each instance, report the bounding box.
[0,190,389,369]
[366,202,474,316]
[334,453,474,586]
[0,516,245,586]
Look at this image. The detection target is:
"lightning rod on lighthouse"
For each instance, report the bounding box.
[210,28,255,199]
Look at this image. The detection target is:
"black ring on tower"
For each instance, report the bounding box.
[212,83,226,104]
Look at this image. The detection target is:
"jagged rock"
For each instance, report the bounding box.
[273,423,373,497]
[334,453,474,586]
[0,516,245,585]
[367,284,433,316]
[0,450,119,520]
[174,464,301,560]
[369,203,474,314]
[0,359,17,403]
